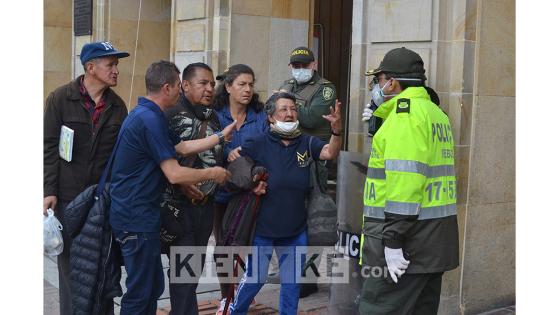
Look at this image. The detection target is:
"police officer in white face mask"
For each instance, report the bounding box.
[279,46,337,143]
[276,46,339,298]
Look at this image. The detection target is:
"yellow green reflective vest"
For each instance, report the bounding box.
[360,87,459,273]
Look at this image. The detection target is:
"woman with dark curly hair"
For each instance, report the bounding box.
[212,64,268,313]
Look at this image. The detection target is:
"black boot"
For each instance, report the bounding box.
[299,283,319,298]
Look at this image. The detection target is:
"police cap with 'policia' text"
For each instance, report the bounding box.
[289,47,315,64]
[371,47,427,80]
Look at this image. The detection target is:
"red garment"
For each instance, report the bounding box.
[79,76,106,127]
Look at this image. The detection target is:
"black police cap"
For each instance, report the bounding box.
[372,47,427,80]
[289,46,315,64]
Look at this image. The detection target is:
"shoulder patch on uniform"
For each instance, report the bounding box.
[288,79,295,84]
[323,86,334,101]
[396,98,410,114]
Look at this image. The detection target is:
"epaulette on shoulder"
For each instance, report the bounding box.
[396,98,411,114]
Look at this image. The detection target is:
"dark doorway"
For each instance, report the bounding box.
[312,0,353,150]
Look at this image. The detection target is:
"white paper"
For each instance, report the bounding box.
[59,125,74,162]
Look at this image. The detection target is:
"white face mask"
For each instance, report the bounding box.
[274,119,299,133]
[371,80,393,106]
[291,68,313,83]
[370,77,423,106]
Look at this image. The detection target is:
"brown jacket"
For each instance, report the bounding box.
[43,76,128,202]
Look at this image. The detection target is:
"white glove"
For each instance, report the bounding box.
[362,103,374,121]
[384,247,410,283]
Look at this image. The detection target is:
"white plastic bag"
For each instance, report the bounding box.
[44,208,64,256]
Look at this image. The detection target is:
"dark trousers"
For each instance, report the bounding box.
[212,202,230,299]
[114,230,164,315]
[164,201,214,315]
[54,201,72,315]
[359,271,444,315]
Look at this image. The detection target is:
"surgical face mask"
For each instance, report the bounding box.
[274,119,299,133]
[370,77,423,106]
[292,68,313,83]
[371,80,393,106]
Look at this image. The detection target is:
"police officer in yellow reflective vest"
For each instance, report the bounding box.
[359,47,459,315]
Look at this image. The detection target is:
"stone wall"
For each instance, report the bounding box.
[44,0,73,103]
[45,0,171,110]
[230,0,310,97]
[171,0,311,98]
[460,0,515,313]
[103,0,171,110]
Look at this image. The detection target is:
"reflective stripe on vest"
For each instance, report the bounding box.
[363,203,457,220]
[366,167,386,179]
[386,201,420,215]
[384,159,455,178]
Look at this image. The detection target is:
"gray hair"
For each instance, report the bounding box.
[145,60,180,94]
[82,58,101,72]
[264,91,297,115]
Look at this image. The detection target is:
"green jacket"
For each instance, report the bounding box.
[360,86,459,274]
[279,71,336,141]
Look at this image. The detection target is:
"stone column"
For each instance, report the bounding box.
[346,0,368,153]
[434,0,478,312]
[459,0,515,313]
[172,0,215,73]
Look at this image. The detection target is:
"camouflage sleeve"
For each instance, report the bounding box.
[296,83,337,130]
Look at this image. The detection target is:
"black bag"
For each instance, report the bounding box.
[306,137,338,246]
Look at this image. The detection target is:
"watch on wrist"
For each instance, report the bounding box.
[331,129,341,136]
[216,131,225,145]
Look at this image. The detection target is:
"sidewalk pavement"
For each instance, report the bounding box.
[44,234,514,315]
[43,235,330,315]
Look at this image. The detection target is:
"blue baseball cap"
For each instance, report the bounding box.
[80,41,130,65]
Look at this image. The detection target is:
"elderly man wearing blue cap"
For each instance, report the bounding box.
[43,41,129,315]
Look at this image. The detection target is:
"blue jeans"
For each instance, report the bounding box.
[113,230,164,315]
[230,229,307,315]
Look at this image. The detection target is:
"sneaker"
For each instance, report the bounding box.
[215,298,227,315]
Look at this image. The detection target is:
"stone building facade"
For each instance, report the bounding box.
[44,1,515,313]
